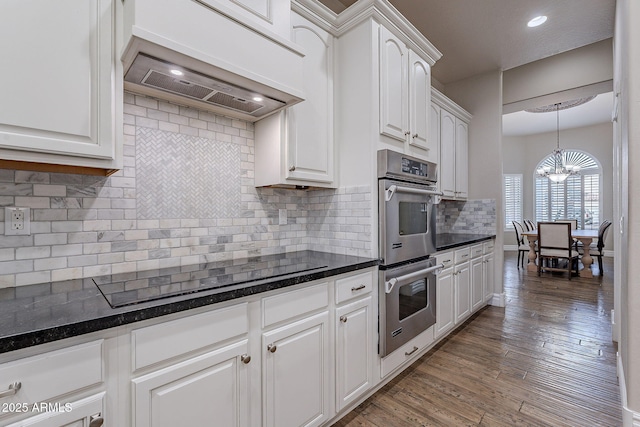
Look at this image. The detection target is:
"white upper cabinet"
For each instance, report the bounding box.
[0,0,121,174]
[255,12,335,188]
[378,26,435,163]
[433,88,472,199]
[379,27,409,142]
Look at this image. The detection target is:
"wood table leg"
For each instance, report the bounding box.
[527,238,538,272]
[577,237,594,278]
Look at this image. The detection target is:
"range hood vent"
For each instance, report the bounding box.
[125,54,285,117]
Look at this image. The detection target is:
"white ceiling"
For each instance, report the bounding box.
[386,0,616,136]
[387,0,616,85]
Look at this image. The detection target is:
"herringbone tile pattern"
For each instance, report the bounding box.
[136,127,241,219]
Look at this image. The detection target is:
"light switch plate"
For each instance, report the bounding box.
[5,207,31,236]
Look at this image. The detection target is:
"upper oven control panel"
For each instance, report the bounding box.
[377,149,438,184]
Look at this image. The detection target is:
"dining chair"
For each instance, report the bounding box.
[523,219,535,231]
[512,221,530,269]
[537,222,580,280]
[577,220,612,276]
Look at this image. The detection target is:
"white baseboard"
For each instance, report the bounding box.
[490,292,505,307]
[617,352,640,426]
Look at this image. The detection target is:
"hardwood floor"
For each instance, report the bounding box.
[333,252,621,426]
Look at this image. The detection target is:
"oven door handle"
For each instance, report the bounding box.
[385,185,443,202]
[385,263,444,294]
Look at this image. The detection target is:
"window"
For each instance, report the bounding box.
[503,174,523,230]
[534,150,601,229]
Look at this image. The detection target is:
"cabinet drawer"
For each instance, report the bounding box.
[454,247,470,263]
[435,251,454,270]
[380,326,434,379]
[262,282,328,328]
[0,341,103,407]
[132,303,248,370]
[470,244,484,258]
[335,270,374,304]
[483,240,495,254]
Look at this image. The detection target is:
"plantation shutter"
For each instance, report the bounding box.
[503,174,522,230]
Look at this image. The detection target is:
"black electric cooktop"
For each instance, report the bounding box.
[93,252,328,308]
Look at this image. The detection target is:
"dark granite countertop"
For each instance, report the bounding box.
[436,233,496,252]
[0,251,379,354]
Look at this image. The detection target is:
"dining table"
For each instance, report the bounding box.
[521,229,600,278]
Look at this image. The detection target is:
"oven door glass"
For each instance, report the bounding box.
[398,278,427,320]
[398,202,429,235]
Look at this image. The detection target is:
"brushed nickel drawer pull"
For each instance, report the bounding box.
[267,344,277,353]
[89,413,104,427]
[351,284,366,292]
[0,382,21,399]
[240,354,251,364]
[340,315,348,323]
[289,165,296,172]
[404,346,419,356]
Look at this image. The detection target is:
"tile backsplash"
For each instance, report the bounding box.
[437,199,496,234]
[0,93,372,288]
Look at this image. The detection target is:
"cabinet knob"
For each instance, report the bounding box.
[267,344,277,353]
[412,133,418,139]
[240,354,251,364]
[89,413,104,427]
[289,165,296,172]
[404,131,410,136]
[0,382,21,399]
[340,315,348,323]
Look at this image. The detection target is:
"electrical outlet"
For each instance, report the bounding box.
[5,207,30,236]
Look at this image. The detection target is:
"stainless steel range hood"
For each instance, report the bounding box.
[121,0,306,122]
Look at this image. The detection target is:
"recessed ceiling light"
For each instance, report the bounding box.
[527,15,547,27]
[170,69,184,76]
[253,96,263,102]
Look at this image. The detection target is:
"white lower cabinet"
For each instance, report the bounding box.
[483,242,496,302]
[335,296,374,412]
[454,258,471,324]
[435,253,455,339]
[471,245,485,312]
[132,340,250,427]
[6,393,105,427]
[262,311,330,427]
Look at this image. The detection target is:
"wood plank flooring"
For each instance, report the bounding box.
[333,252,621,426]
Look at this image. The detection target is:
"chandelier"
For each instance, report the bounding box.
[536,103,580,183]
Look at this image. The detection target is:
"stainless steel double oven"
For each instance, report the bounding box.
[378,150,443,357]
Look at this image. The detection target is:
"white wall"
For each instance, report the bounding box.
[444,70,505,303]
[503,122,614,250]
[503,39,613,109]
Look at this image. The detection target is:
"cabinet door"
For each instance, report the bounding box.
[471,257,484,311]
[483,252,495,302]
[335,296,373,412]
[454,262,471,324]
[379,26,408,142]
[6,393,105,427]
[435,267,454,339]
[408,51,432,156]
[287,13,334,183]
[132,340,250,427]
[439,109,456,198]
[263,311,330,427]
[455,118,469,199]
[0,0,117,165]
[429,103,441,167]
